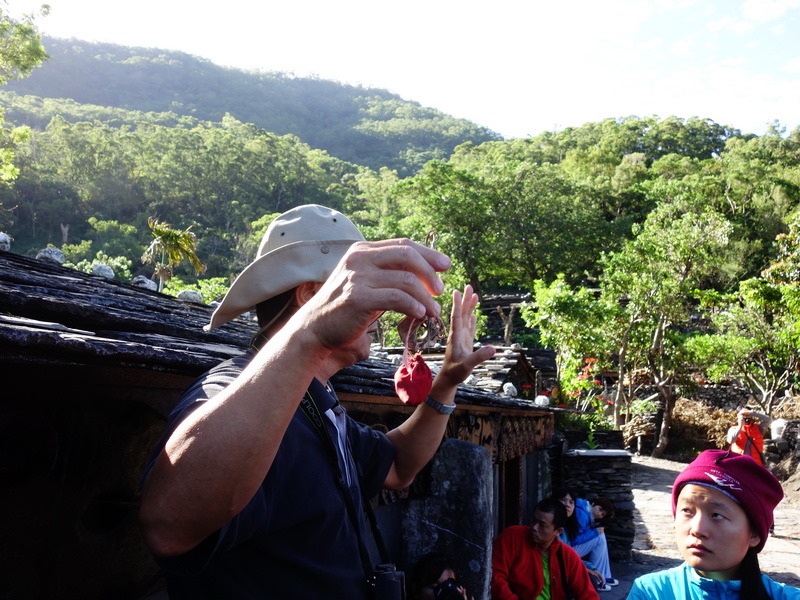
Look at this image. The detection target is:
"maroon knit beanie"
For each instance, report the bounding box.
[671,449,784,552]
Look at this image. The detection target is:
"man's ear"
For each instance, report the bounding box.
[749,532,762,549]
[295,281,322,306]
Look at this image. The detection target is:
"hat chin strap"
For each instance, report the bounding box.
[249,295,295,351]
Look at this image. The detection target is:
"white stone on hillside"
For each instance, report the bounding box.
[92,264,115,279]
[36,247,64,264]
[131,275,158,291]
[176,289,204,304]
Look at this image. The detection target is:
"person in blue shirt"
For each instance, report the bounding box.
[628,449,800,600]
[553,488,618,592]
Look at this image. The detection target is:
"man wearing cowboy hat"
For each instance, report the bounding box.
[139,204,495,599]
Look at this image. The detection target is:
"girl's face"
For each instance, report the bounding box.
[674,484,761,580]
[558,493,575,518]
[591,503,607,520]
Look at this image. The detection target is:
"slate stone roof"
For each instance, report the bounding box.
[0,250,551,413]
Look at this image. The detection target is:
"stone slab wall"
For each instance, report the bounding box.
[400,438,494,600]
[558,449,635,560]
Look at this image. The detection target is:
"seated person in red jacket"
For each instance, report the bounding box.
[491,497,600,600]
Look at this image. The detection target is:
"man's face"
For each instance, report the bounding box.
[529,509,561,551]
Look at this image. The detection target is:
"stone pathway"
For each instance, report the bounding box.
[603,455,800,600]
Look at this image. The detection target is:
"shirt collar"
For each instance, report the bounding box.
[308,378,338,412]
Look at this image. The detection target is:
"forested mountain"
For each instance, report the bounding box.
[2,36,499,175]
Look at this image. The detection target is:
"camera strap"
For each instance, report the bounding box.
[299,387,390,581]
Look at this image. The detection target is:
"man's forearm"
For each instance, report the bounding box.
[140,324,330,556]
[384,379,456,488]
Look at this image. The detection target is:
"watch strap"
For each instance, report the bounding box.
[425,395,456,415]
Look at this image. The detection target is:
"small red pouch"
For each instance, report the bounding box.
[394,319,433,405]
[394,350,432,406]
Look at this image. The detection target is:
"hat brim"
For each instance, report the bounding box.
[206,239,357,330]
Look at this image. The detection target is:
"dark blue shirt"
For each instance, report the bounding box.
[146,354,396,599]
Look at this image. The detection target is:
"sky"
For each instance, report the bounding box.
[7,0,800,139]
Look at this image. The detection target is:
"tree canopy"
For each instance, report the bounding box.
[0,2,45,189]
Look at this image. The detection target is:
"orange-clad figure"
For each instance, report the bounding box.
[726,407,772,466]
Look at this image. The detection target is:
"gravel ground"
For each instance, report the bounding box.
[603,455,800,599]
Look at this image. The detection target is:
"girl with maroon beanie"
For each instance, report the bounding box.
[629,449,799,599]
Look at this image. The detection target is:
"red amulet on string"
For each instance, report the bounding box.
[394,352,432,406]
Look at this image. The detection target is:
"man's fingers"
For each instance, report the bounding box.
[347,239,449,296]
[359,237,452,271]
[319,250,447,321]
[302,239,454,349]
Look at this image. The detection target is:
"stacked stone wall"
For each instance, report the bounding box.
[560,450,634,560]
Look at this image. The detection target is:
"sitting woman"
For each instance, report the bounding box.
[553,487,618,591]
[628,449,799,599]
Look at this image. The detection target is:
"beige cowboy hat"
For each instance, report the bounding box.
[206,204,365,330]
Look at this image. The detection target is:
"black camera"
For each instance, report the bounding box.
[434,578,463,600]
[373,563,406,600]
[744,417,753,424]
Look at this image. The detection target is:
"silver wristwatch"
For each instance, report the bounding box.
[425,395,456,415]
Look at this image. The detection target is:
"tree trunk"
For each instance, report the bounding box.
[613,345,628,427]
[612,386,626,427]
[652,384,675,458]
[495,305,517,346]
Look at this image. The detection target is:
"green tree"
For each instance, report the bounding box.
[341,167,404,241]
[493,162,610,286]
[85,216,140,260]
[712,129,800,280]
[0,2,46,224]
[686,280,800,416]
[0,3,47,86]
[521,275,610,399]
[397,160,497,293]
[599,190,733,454]
[142,217,206,291]
[687,211,800,415]
[762,207,800,285]
[3,168,81,243]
